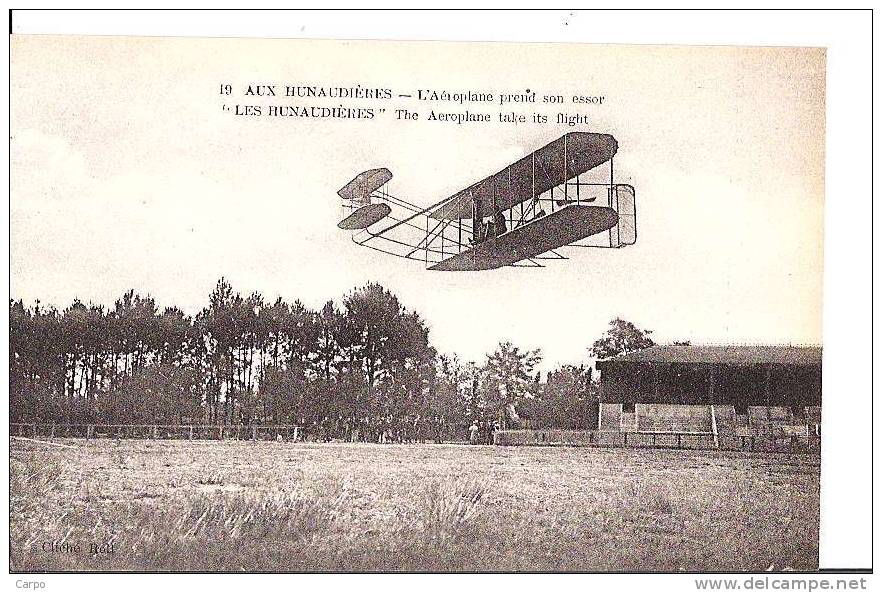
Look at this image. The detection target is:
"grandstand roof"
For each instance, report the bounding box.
[597,345,822,367]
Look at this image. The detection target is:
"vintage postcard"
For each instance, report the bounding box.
[10,29,830,574]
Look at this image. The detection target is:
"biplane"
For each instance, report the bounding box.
[336,132,636,271]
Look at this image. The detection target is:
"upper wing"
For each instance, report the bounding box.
[428,132,617,220]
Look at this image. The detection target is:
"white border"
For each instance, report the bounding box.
[5,7,874,586]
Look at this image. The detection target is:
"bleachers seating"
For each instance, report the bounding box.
[598,403,622,431]
[805,406,821,425]
[712,405,736,436]
[635,404,712,433]
[748,406,795,436]
[620,411,638,432]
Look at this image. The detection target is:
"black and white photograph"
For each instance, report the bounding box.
[6,8,873,583]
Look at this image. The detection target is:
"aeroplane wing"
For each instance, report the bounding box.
[428,204,618,270]
[427,132,617,220]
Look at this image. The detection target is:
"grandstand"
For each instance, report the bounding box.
[496,344,822,451]
[595,345,822,445]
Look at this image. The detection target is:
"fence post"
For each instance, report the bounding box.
[677,434,682,448]
[189,425,193,440]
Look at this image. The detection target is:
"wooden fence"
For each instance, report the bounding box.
[10,423,819,453]
[494,428,821,453]
[10,423,301,441]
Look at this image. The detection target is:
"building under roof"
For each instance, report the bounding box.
[594,344,822,436]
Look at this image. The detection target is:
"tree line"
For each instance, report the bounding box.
[10,279,652,441]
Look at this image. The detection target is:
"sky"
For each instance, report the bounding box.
[10,36,826,370]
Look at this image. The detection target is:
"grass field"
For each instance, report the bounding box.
[9,439,819,572]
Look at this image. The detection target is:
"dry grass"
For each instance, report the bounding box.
[9,440,820,572]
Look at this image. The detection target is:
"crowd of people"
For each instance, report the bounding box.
[289,415,503,445]
[293,415,464,444]
[468,419,499,445]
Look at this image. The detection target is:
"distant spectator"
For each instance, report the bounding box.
[469,422,479,445]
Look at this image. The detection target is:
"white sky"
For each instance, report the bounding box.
[10,36,825,369]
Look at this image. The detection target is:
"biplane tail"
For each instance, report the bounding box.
[337,168,393,230]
